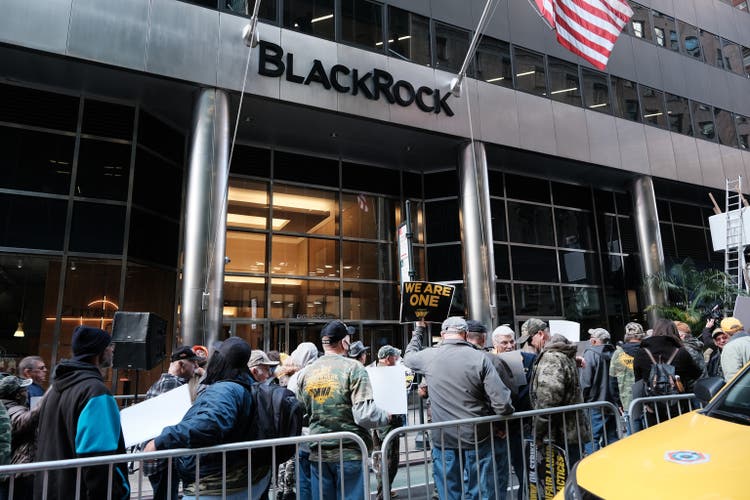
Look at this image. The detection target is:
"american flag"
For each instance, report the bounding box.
[533,0,633,70]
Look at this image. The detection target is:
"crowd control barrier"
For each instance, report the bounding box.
[0,432,369,500]
[377,401,622,500]
[626,393,704,431]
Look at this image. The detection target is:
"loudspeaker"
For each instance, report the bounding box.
[112,311,167,370]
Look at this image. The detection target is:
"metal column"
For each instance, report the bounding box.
[458,141,497,332]
[631,175,666,322]
[180,88,230,347]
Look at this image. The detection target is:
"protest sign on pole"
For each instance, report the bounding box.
[399,281,455,323]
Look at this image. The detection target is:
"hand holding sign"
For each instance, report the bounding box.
[400,281,455,323]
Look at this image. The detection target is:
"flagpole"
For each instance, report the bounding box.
[448,0,502,97]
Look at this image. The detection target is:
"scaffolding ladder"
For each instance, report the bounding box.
[725,177,745,293]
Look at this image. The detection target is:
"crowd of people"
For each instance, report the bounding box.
[0,312,746,500]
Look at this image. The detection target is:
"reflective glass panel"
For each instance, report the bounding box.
[599,214,621,253]
[511,246,558,282]
[82,99,134,140]
[547,57,581,106]
[514,284,562,316]
[507,202,555,246]
[132,147,182,219]
[0,126,74,195]
[0,194,66,250]
[270,279,339,319]
[744,46,750,77]
[225,231,267,273]
[720,38,744,75]
[665,93,692,135]
[611,76,640,122]
[475,37,513,89]
[342,241,393,279]
[284,0,335,39]
[495,244,510,280]
[341,0,383,50]
[560,251,599,284]
[426,244,462,282]
[0,83,79,132]
[342,193,394,239]
[714,108,738,147]
[434,23,470,73]
[271,236,338,278]
[562,287,604,333]
[222,278,266,319]
[223,0,278,21]
[690,101,715,141]
[123,264,177,340]
[552,182,592,210]
[227,180,270,231]
[581,68,610,112]
[387,6,430,66]
[677,20,702,60]
[490,199,507,241]
[699,29,721,67]
[343,282,397,320]
[505,174,550,203]
[628,2,652,42]
[556,209,595,250]
[69,202,125,254]
[652,12,677,51]
[272,184,337,236]
[513,47,546,96]
[425,199,460,243]
[76,139,131,201]
[736,114,750,150]
[128,209,179,266]
[639,85,667,129]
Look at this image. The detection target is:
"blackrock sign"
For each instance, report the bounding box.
[257,40,454,117]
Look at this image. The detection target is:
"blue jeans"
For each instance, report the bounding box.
[310,459,365,500]
[490,436,510,500]
[433,440,496,500]
[297,450,312,500]
[584,409,620,455]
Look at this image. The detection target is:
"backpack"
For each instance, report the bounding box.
[643,347,682,398]
[249,383,304,464]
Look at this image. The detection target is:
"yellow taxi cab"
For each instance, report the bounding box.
[557,362,750,499]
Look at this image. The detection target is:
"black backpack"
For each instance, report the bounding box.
[643,347,682,397]
[250,383,304,464]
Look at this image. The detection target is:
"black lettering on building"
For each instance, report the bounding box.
[372,69,395,103]
[285,53,304,84]
[393,80,415,106]
[304,59,332,89]
[258,40,284,77]
[416,86,435,113]
[330,64,351,93]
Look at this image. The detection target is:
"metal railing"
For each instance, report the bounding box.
[626,393,704,431]
[377,401,622,500]
[0,432,370,500]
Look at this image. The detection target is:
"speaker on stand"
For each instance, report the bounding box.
[111,312,167,403]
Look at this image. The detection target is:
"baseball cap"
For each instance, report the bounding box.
[320,321,349,343]
[441,317,468,334]
[517,318,548,345]
[348,341,369,358]
[624,322,645,340]
[378,345,402,359]
[171,346,199,362]
[720,317,743,335]
[0,376,32,398]
[588,328,611,342]
[248,350,280,368]
[712,327,726,339]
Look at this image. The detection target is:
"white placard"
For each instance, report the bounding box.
[366,365,408,415]
[29,396,42,409]
[120,384,192,448]
[548,320,580,343]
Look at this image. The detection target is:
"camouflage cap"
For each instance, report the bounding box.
[378,345,402,359]
[518,318,548,345]
[0,375,32,398]
[623,322,644,340]
[588,327,611,342]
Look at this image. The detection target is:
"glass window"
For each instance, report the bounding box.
[562,287,604,333]
[611,76,640,122]
[581,68,610,112]
[76,139,131,201]
[514,284,562,316]
[560,251,599,284]
[699,29,721,67]
[665,93,692,135]
[426,244,462,281]
[639,85,667,129]
[225,231,267,273]
[556,209,595,250]
[674,226,710,263]
[714,108,738,147]
[425,199,460,243]
[271,235,338,278]
[677,20,702,61]
[433,22,470,73]
[386,6,430,66]
[423,170,457,198]
[720,38,744,75]
[270,279,339,319]
[0,194,67,250]
[128,209,179,266]
[553,182,592,210]
[227,179,269,231]
[743,46,750,77]
[0,126,74,195]
[69,202,125,254]
[475,38,513,89]
[594,190,615,214]
[736,114,750,150]
[343,282,397,320]
[342,162,400,196]
[508,203,555,246]
[618,216,637,253]
[137,111,184,165]
[505,173,550,203]
[628,2,652,42]
[669,202,703,226]
[275,151,338,188]
[342,193,394,239]
[511,246,558,282]
[490,199,506,241]
[272,184,337,236]
[0,83,79,132]
[651,12,677,51]
[690,101,715,141]
[132,147,182,219]
[223,0,278,22]
[341,0,383,50]
[488,170,504,197]
[283,0,335,40]
[494,244,510,280]
[599,214,621,253]
[547,57,581,106]
[230,144,271,178]
[513,47,547,96]
[222,278,266,319]
[342,241,392,279]
[82,100,134,140]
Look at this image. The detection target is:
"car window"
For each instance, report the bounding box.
[710,368,750,424]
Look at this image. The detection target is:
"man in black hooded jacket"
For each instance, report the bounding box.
[35,326,130,500]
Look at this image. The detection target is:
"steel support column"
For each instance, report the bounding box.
[458,141,497,332]
[631,175,666,323]
[180,88,230,347]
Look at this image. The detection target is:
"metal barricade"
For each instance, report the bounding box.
[626,393,704,431]
[377,401,622,500]
[0,432,370,500]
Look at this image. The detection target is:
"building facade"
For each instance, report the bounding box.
[0,0,747,391]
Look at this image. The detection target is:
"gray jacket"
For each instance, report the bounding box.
[403,327,513,448]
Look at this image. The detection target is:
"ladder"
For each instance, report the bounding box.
[725,177,745,293]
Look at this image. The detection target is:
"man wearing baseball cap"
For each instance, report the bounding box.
[720,317,750,380]
[141,345,200,500]
[248,350,280,383]
[518,318,550,355]
[35,326,129,499]
[372,345,405,500]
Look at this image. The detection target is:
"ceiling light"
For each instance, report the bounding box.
[550,87,578,95]
[486,76,505,83]
[13,321,24,338]
[311,13,333,23]
[643,112,663,118]
[397,35,411,41]
[516,70,535,77]
[588,103,608,109]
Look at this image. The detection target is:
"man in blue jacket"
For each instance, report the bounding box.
[34,326,130,500]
